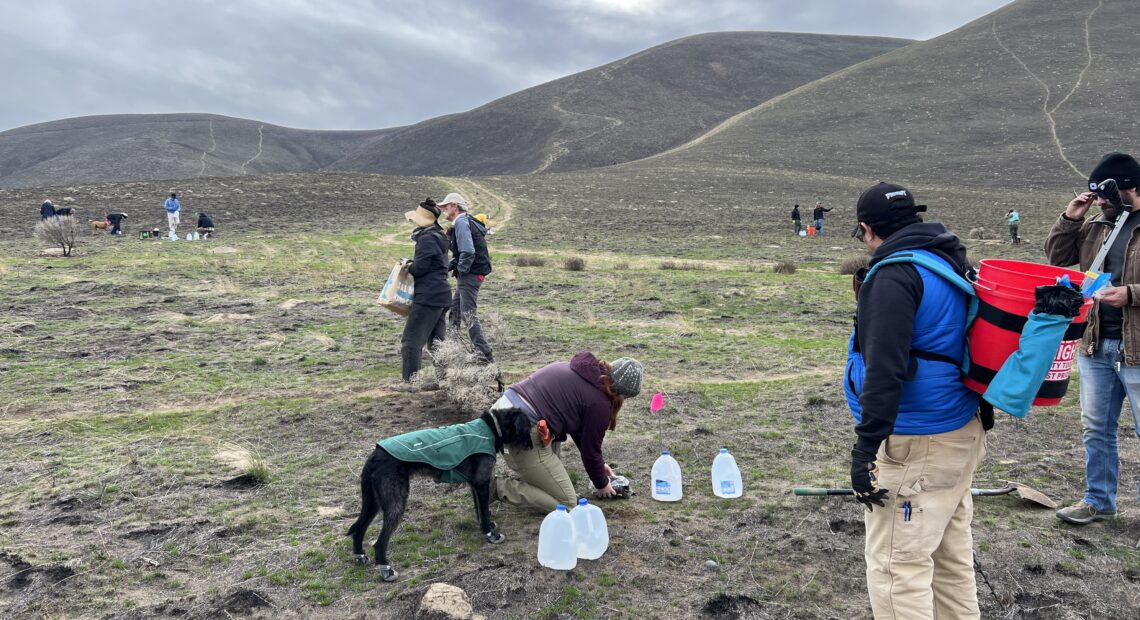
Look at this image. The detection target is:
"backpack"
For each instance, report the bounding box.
[859,251,1077,421]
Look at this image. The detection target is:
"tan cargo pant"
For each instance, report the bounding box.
[494,426,577,513]
[864,415,986,619]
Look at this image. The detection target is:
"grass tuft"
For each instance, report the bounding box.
[513,254,546,267]
[772,261,797,274]
[837,255,869,275]
[563,256,587,271]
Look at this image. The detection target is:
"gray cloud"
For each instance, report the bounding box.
[0,0,1011,131]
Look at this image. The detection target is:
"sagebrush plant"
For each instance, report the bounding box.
[837,254,870,275]
[34,215,81,256]
[513,254,546,267]
[772,261,797,274]
[563,256,587,271]
[429,339,501,412]
[659,260,708,271]
[479,312,510,345]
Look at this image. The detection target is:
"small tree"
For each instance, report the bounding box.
[35,215,81,256]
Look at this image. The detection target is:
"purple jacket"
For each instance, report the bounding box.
[511,352,613,488]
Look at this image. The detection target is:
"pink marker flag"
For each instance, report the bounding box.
[650,392,664,414]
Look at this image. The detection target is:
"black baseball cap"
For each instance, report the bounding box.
[853,182,927,238]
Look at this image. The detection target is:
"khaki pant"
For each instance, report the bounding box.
[494,426,576,513]
[864,416,986,619]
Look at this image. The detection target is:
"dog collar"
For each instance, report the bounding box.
[487,412,504,439]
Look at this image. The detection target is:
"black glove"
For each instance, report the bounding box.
[1034,284,1083,318]
[850,447,888,510]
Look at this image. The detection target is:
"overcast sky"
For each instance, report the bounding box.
[0,0,1013,132]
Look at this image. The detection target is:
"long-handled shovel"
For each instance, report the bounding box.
[794,482,1056,509]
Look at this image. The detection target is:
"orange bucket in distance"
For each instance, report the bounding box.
[807,226,816,236]
[964,259,1093,406]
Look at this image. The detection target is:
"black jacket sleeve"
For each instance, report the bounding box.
[854,263,923,454]
[408,233,440,279]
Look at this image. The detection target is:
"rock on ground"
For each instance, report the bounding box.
[416,583,483,620]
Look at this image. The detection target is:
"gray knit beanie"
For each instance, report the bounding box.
[610,358,644,397]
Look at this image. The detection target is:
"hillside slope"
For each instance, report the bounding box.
[0,114,390,188]
[631,0,1138,189]
[330,32,912,176]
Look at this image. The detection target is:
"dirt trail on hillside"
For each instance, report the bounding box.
[377,178,514,246]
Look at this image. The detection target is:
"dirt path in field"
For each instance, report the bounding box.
[377,178,516,246]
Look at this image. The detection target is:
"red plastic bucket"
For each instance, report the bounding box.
[964,259,1093,406]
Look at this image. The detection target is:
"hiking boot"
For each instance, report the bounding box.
[389,382,419,393]
[1056,501,1116,525]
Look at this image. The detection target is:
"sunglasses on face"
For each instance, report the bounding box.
[852,224,866,242]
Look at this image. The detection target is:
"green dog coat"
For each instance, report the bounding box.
[378,418,497,484]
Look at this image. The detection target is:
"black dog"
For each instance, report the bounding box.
[347,408,533,581]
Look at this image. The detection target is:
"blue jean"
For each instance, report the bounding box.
[1076,338,1140,512]
[814,218,825,235]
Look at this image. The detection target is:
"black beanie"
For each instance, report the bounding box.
[1088,153,1140,190]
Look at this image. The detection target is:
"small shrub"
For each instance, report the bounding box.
[659,260,707,271]
[837,254,870,275]
[772,261,797,274]
[429,338,501,413]
[34,215,81,256]
[480,312,510,346]
[563,256,586,271]
[613,261,629,270]
[969,226,987,240]
[512,254,546,267]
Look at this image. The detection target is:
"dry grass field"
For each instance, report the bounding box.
[2,171,1139,618]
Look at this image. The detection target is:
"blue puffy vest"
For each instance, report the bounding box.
[844,249,980,435]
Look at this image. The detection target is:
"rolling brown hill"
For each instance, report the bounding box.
[0,114,391,189]
[625,0,1139,190]
[330,32,912,176]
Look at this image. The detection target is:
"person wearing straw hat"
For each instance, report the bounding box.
[1045,152,1140,526]
[394,198,451,391]
[439,192,494,364]
[489,352,642,512]
[846,182,985,619]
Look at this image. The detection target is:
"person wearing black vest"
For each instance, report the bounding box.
[440,192,494,363]
[396,199,452,390]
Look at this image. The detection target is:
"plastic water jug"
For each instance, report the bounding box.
[651,451,683,502]
[570,498,609,560]
[537,504,577,570]
[711,448,743,498]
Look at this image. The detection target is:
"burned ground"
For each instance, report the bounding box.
[1,172,1139,618]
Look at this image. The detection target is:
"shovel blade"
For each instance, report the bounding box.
[1012,484,1057,509]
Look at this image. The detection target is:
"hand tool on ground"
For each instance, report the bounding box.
[793,482,1056,508]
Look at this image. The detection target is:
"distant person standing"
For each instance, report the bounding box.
[813,201,833,236]
[106,212,128,235]
[40,200,56,221]
[441,192,494,364]
[164,192,181,239]
[1006,208,1021,245]
[791,204,802,235]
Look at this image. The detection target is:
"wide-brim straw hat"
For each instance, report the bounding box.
[405,206,439,228]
